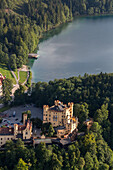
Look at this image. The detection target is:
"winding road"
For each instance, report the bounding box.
[9,65,29,96]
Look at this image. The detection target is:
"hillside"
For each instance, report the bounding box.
[0,1,113,169]
[0,0,113,71]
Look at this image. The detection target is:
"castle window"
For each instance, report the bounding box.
[49,118,51,121]
[1,142,2,144]
[26,132,28,135]
[1,138,2,140]
[7,138,9,140]
[53,116,57,121]
[49,115,51,117]
[46,118,47,120]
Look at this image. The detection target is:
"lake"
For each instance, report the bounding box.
[28,15,113,82]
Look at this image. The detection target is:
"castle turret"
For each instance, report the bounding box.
[23,114,28,125]
[43,105,49,123]
[68,102,74,117]
[14,124,18,137]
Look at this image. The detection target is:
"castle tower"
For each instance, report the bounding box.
[68,102,74,117]
[14,124,18,138]
[23,114,28,125]
[43,105,49,123]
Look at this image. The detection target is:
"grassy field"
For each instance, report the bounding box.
[0,64,17,84]
[19,71,27,84]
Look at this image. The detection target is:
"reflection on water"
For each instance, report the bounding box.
[28,59,35,68]
[28,15,113,82]
[39,22,69,43]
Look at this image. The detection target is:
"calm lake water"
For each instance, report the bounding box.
[28,15,113,82]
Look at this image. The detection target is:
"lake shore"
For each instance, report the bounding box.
[28,15,113,83]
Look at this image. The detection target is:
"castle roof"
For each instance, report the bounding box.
[70,117,78,122]
[49,105,65,112]
[49,102,66,112]
[18,125,26,131]
[0,73,5,86]
[0,127,14,135]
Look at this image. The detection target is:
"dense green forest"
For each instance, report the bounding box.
[13,73,113,154]
[13,73,113,149]
[0,0,113,69]
[0,132,113,170]
[1,0,113,169]
[0,73,113,169]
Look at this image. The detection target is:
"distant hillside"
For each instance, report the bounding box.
[0,0,113,70]
[1,0,113,16]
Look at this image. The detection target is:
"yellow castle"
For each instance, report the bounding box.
[43,100,78,137]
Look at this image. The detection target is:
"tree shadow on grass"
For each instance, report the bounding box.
[0,64,9,71]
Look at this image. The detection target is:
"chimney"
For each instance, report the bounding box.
[54,100,60,106]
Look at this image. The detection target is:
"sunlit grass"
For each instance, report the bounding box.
[19,71,27,84]
[0,63,17,84]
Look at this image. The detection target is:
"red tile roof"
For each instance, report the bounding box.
[0,127,14,135]
[18,125,26,131]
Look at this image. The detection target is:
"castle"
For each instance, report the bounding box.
[43,100,78,138]
[0,114,32,147]
[0,73,6,95]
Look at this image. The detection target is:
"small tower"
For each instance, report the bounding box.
[43,105,49,123]
[14,124,18,137]
[23,114,28,125]
[68,102,74,117]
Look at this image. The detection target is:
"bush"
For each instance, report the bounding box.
[26,71,32,88]
[0,117,3,123]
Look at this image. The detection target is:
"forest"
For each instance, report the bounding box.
[0,0,113,69]
[24,73,111,149]
[1,0,113,169]
[10,73,113,169]
[0,131,112,170]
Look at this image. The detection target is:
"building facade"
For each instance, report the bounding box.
[43,100,78,137]
[0,73,6,95]
[0,114,32,147]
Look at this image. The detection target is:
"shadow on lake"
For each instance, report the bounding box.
[39,22,70,44]
[28,22,70,68]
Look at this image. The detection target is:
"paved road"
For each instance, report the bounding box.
[0,105,43,127]
[17,70,20,82]
[9,65,30,96]
[11,84,19,96]
[3,104,43,120]
[9,66,18,85]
